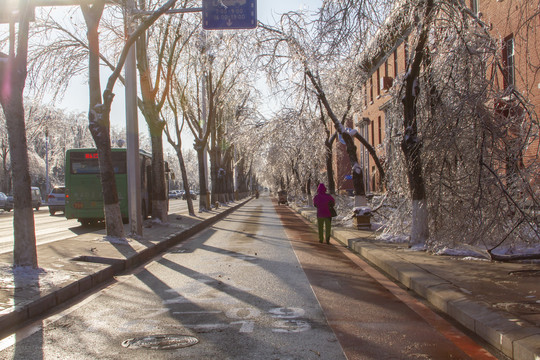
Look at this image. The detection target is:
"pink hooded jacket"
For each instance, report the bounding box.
[313,183,335,218]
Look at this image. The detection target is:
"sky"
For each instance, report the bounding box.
[53,0,323,134]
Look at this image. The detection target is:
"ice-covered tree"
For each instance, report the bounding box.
[0,0,38,267]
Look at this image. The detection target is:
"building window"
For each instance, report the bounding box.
[394,50,398,77]
[376,68,381,96]
[364,82,367,107]
[371,120,375,146]
[370,76,373,103]
[378,116,382,145]
[502,35,515,89]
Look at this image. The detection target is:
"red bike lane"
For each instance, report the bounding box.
[274,201,497,360]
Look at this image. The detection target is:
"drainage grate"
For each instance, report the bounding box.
[122,334,199,350]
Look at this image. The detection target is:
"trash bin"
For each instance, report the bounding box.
[353,207,371,230]
[278,190,288,205]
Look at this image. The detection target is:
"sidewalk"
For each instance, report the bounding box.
[0,198,252,340]
[291,204,540,360]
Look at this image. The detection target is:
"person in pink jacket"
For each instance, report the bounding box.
[313,183,335,244]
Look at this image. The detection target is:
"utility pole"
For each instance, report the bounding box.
[125,3,204,233]
[45,126,49,196]
[125,0,142,236]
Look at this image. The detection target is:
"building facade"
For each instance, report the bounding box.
[349,0,539,195]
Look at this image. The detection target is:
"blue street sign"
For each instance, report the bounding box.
[203,0,257,30]
[338,128,352,145]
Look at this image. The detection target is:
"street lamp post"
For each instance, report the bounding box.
[45,127,49,196]
[125,0,142,236]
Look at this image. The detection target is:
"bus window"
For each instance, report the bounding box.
[70,151,127,174]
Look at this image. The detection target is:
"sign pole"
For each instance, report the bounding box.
[125,0,142,236]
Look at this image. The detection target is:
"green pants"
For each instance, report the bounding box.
[317,217,331,243]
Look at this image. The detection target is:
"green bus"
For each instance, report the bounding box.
[65,148,167,226]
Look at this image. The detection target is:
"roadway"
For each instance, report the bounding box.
[0,199,190,255]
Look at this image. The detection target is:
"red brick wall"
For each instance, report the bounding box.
[480,0,540,170]
[352,1,539,192]
[357,40,407,192]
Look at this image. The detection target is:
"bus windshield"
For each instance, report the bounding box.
[69,151,127,174]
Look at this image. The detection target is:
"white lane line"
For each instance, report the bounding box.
[172,311,222,315]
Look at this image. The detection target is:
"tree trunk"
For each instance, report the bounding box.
[0,0,37,267]
[306,68,367,205]
[83,3,124,239]
[136,29,168,223]
[400,0,434,247]
[221,148,232,203]
[210,146,218,205]
[150,132,168,221]
[325,137,336,195]
[342,132,367,206]
[91,126,124,237]
[306,176,313,206]
[175,147,194,215]
[227,157,234,202]
[196,143,209,211]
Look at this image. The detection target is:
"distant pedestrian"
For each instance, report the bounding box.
[313,183,335,244]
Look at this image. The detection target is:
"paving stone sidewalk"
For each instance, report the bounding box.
[291,204,540,360]
[0,199,251,340]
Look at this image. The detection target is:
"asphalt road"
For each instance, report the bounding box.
[0,199,190,254]
[0,197,498,359]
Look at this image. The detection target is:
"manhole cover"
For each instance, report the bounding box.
[122,335,199,350]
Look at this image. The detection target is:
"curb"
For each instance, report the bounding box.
[292,204,540,360]
[0,197,252,337]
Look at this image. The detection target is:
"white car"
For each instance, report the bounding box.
[48,186,65,215]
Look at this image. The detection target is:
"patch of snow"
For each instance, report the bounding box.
[434,247,480,257]
[0,265,74,290]
[461,256,489,262]
[408,243,427,252]
[377,233,409,243]
[353,206,372,216]
[128,233,143,241]
[489,243,540,256]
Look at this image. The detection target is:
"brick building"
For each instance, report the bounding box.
[479,0,540,173]
[347,0,539,195]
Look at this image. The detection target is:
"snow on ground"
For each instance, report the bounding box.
[294,193,539,260]
[0,265,76,291]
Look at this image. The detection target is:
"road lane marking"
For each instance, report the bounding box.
[172,310,222,315]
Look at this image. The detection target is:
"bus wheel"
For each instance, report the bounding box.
[79,219,89,227]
